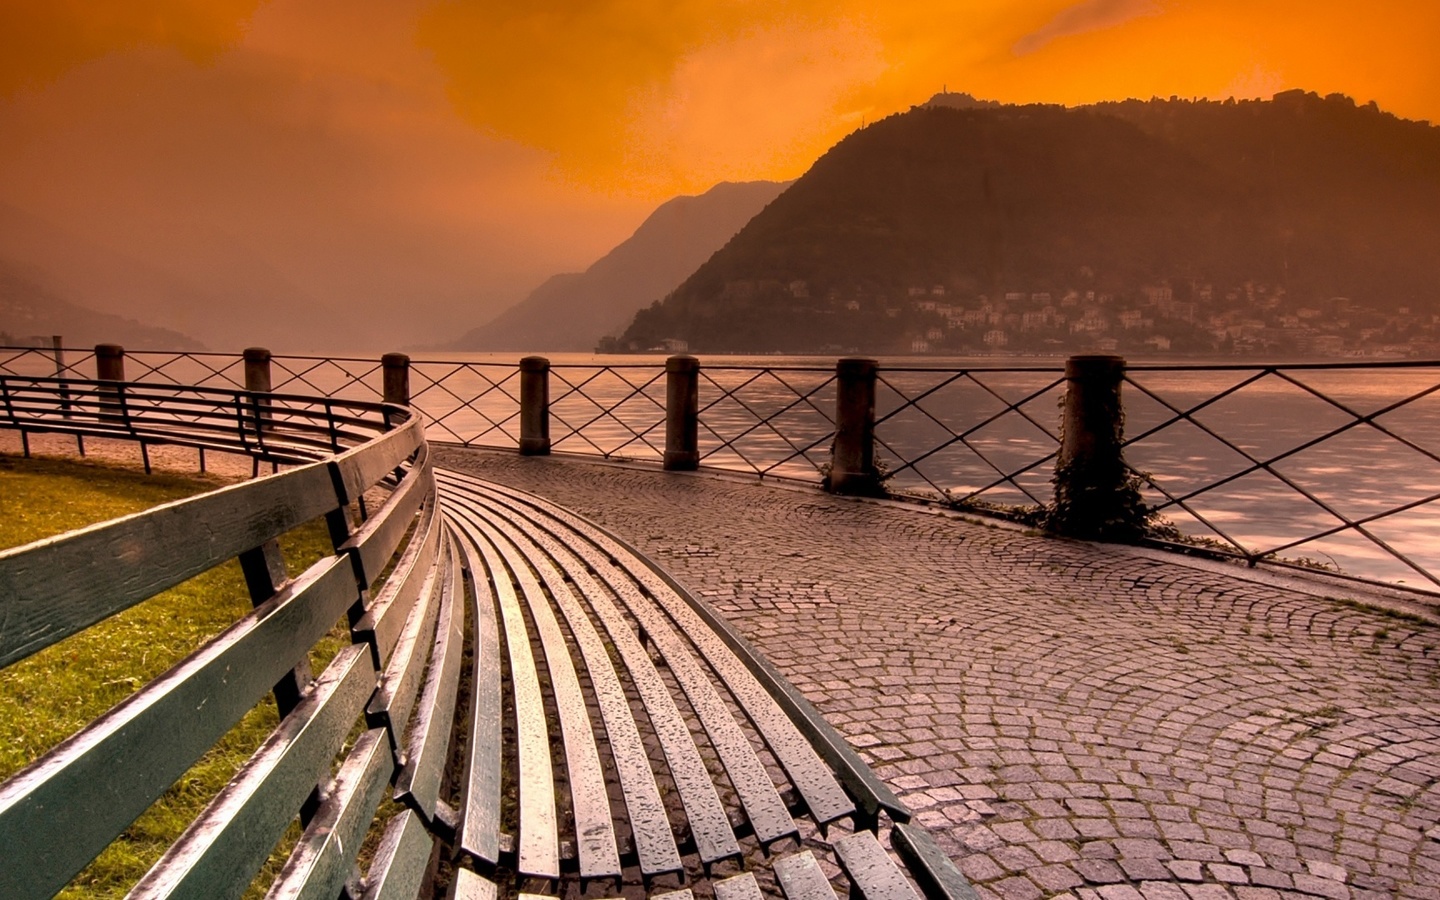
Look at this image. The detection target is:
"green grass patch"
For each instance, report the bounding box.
[0,454,346,898]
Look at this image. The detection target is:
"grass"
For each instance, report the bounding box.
[0,453,346,898]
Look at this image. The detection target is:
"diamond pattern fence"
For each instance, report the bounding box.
[875,365,1067,508]
[1124,361,1440,589]
[8,344,1438,589]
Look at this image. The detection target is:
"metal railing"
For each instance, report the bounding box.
[5,344,1437,591]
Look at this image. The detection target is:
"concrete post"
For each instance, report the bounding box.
[95,343,125,381]
[382,353,411,406]
[519,356,551,455]
[243,347,273,393]
[828,357,881,496]
[1049,354,1146,540]
[94,343,126,425]
[50,336,72,420]
[244,347,273,436]
[664,354,700,471]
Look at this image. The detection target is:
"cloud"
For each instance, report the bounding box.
[0,0,265,95]
[1012,0,1161,56]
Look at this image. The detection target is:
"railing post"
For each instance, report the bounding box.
[664,354,700,471]
[95,343,126,425]
[50,335,73,421]
[95,343,125,382]
[244,347,273,437]
[828,357,881,496]
[519,356,551,455]
[382,353,411,406]
[1048,354,1146,540]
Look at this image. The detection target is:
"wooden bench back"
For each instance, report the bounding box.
[0,382,453,899]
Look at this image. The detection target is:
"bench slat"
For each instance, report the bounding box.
[449,478,795,846]
[469,511,560,879]
[329,414,422,505]
[450,525,504,866]
[832,831,922,900]
[450,868,497,900]
[356,489,441,670]
[359,809,433,900]
[461,474,894,825]
[342,445,433,588]
[453,510,621,878]
[364,531,444,745]
[0,459,337,669]
[395,538,467,821]
[715,872,765,900]
[775,851,841,900]
[448,506,680,877]
[0,554,358,900]
[264,728,395,900]
[128,644,378,899]
[450,492,738,866]
[890,823,980,900]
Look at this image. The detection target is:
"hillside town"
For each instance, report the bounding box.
[813,278,1440,358]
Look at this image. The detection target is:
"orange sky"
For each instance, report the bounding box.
[0,0,1435,350]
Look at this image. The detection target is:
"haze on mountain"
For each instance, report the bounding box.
[620,91,1440,353]
[0,260,202,351]
[448,181,788,352]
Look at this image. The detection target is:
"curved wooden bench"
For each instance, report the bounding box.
[0,381,460,899]
[435,468,976,900]
[0,374,975,900]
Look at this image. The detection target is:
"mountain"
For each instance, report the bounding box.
[449,181,789,352]
[620,92,1440,355]
[0,260,203,350]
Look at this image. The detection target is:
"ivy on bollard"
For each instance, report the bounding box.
[1043,355,1152,541]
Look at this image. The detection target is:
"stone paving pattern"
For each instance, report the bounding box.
[437,448,1440,900]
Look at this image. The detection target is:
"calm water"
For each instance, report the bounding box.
[11,348,1439,589]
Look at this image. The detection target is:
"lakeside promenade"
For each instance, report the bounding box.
[3,430,1438,899]
[436,447,1440,900]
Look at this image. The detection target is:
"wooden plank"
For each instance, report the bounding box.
[461,473,896,825]
[715,872,765,900]
[451,507,620,879]
[446,500,680,877]
[127,645,378,899]
[832,832,921,900]
[394,538,467,821]
[341,445,433,587]
[329,414,423,504]
[363,529,443,737]
[354,489,441,669]
[358,809,433,900]
[442,484,736,866]
[465,508,560,879]
[448,523,503,867]
[0,459,339,668]
[775,851,841,900]
[265,728,395,900]
[889,824,979,900]
[452,478,793,847]
[450,869,497,900]
[0,554,358,900]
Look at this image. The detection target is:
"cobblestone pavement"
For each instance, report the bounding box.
[437,448,1440,900]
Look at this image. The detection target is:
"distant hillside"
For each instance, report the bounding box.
[0,262,203,350]
[450,181,789,351]
[620,92,1440,355]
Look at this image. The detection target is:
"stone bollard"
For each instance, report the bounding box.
[94,343,126,424]
[1047,354,1147,540]
[95,343,125,381]
[244,347,273,436]
[382,353,411,406]
[828,357,882,496]
[519,356,551,455]
[664,354,700,471]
